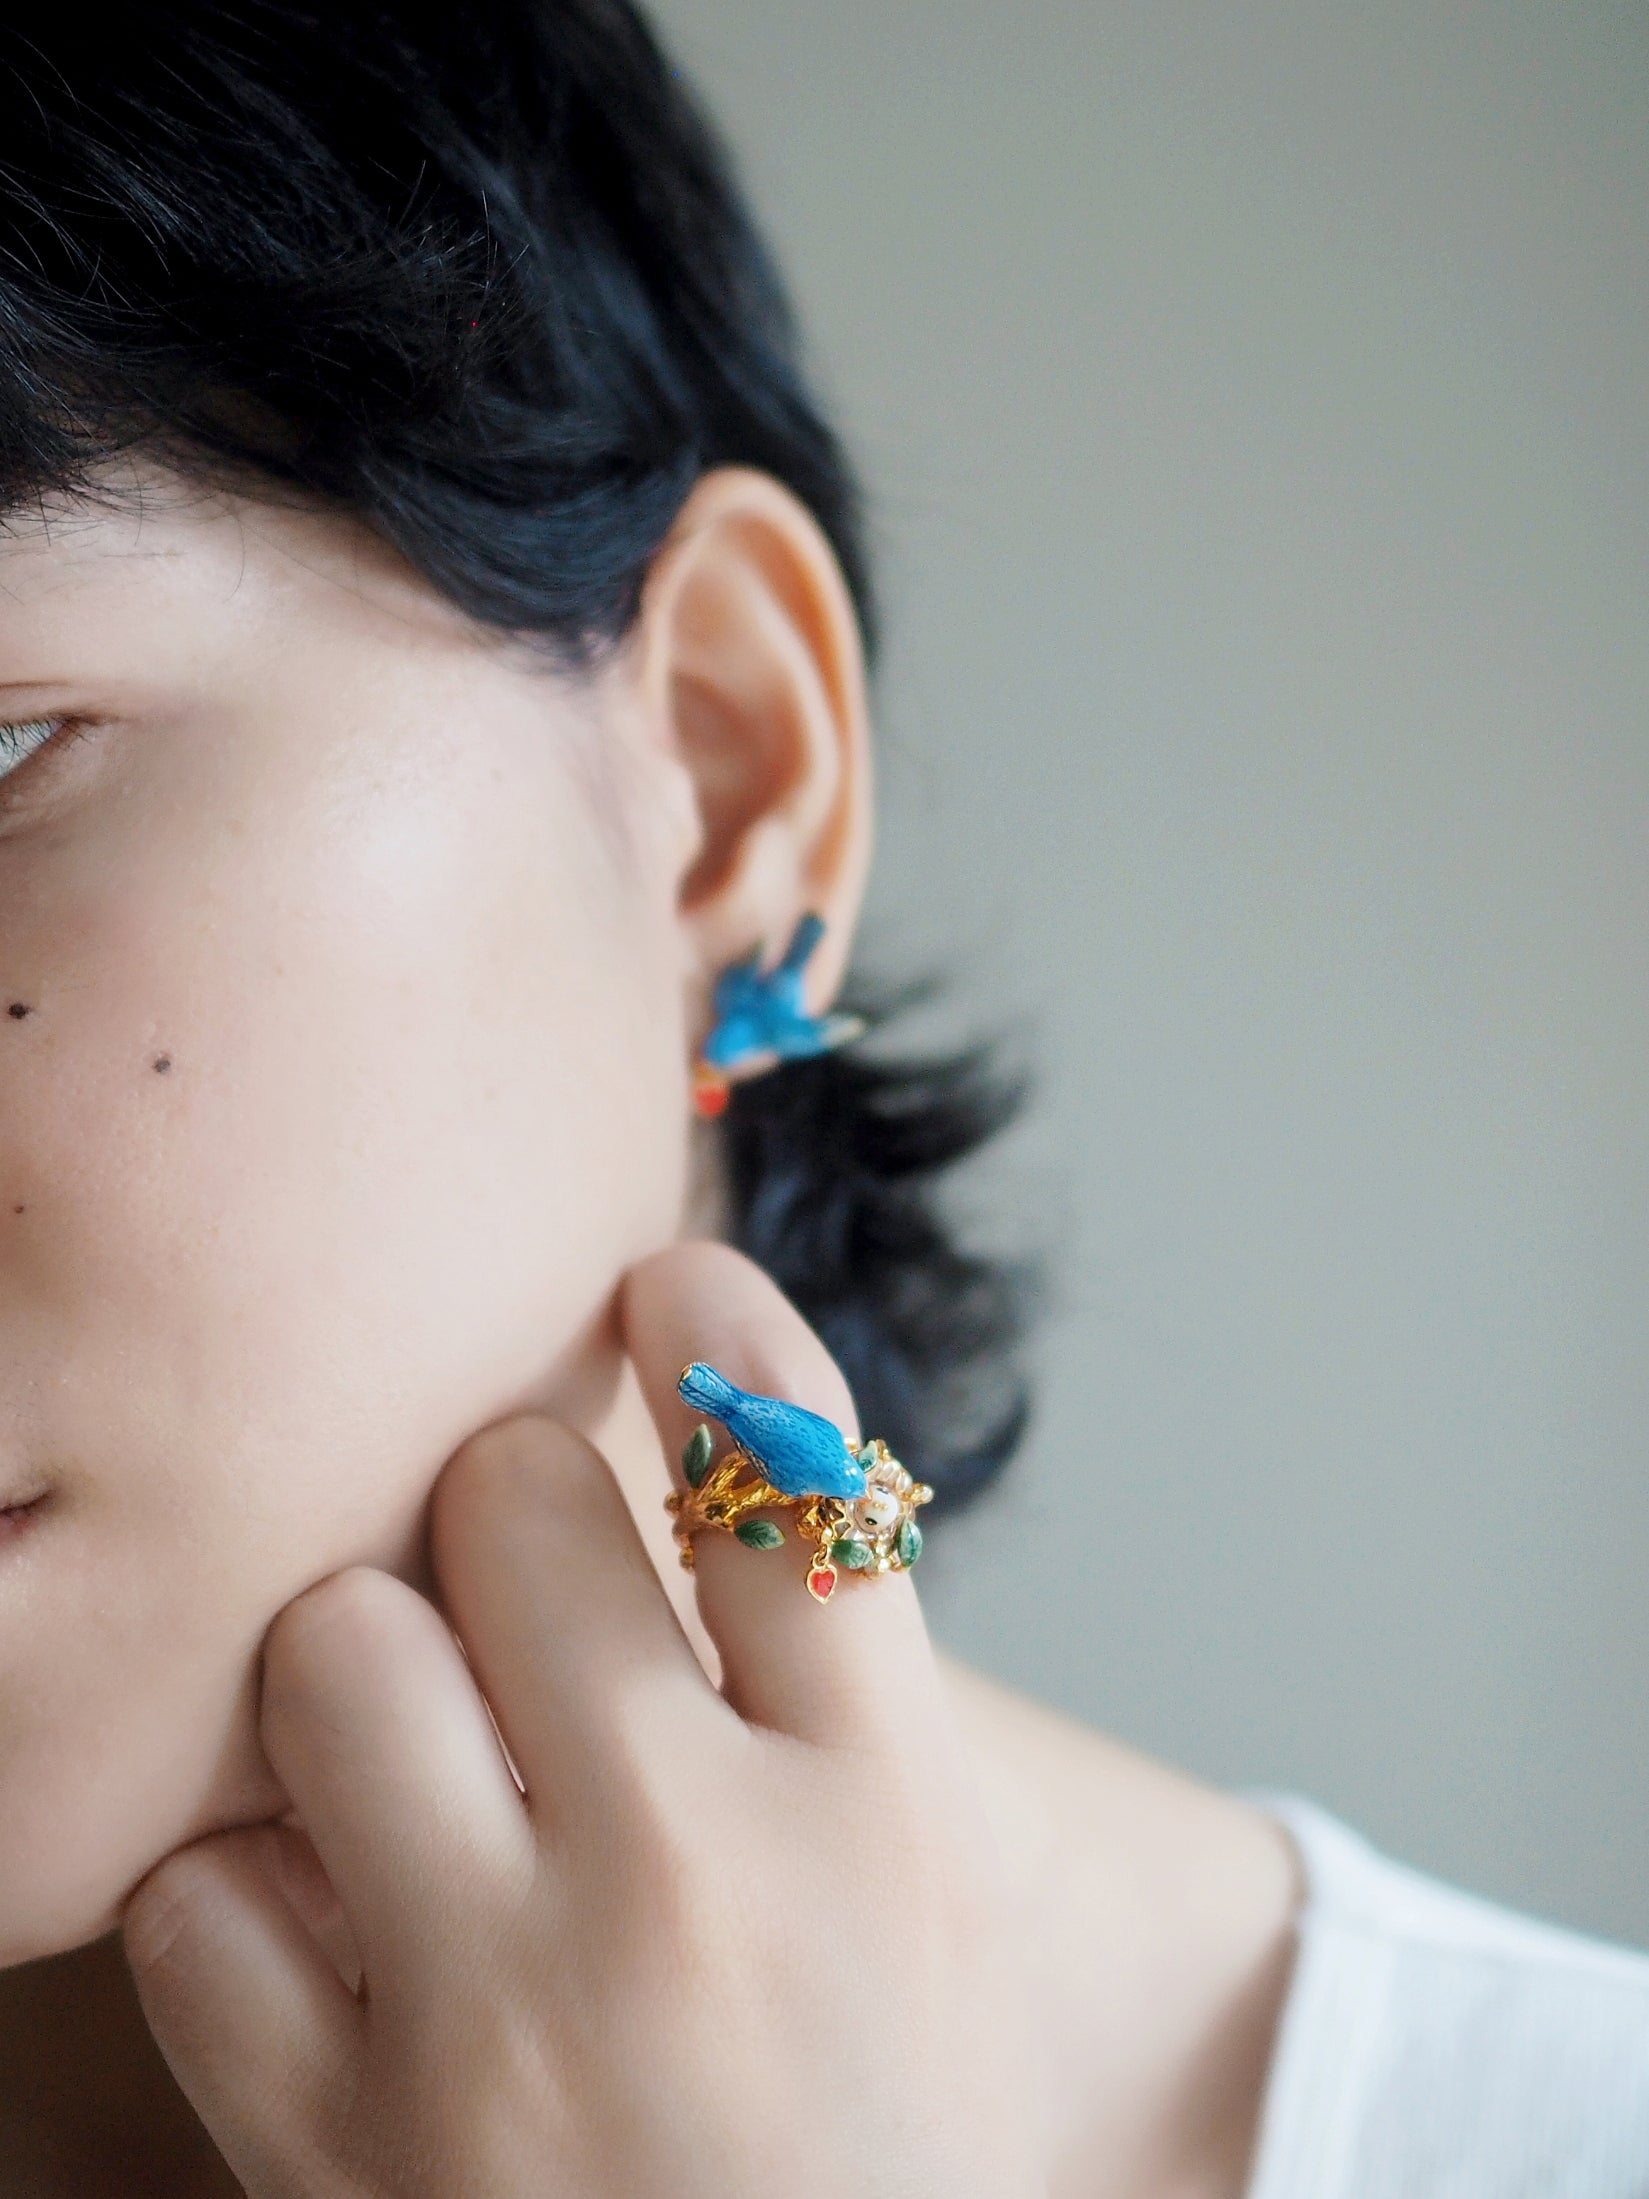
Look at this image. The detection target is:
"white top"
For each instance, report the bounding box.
[1246,1797,1649,2197]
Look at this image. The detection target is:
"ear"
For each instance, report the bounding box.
[630,465,873,1022]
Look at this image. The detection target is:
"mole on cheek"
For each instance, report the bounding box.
[4,1017,164,1207]
[8,1004,40,1213]
[10,1009,176,1076]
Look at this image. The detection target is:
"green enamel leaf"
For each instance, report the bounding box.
[682,1424,715,1488]
[734,1518,785,1550]
[830,1535,874,1570]
[896,1518,924,1567]
[855,1442,879,1470]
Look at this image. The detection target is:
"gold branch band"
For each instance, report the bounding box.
[666,1431,933,1605]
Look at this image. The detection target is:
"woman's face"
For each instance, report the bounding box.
[0,477,709,1965]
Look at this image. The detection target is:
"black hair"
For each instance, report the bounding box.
[0,0,1031,1510]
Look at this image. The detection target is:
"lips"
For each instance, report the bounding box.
[0,1489,48,1545]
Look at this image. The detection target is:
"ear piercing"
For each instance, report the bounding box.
[692,912,864,1117]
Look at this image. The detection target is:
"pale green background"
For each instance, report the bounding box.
[646,0,1649,1945]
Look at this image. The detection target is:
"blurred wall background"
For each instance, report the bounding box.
[647,0,1649,1943]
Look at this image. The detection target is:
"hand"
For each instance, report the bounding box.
[120,1241,1047,2198]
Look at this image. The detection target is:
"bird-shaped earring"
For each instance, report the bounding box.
[692,911,865,1117]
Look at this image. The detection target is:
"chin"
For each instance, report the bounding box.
[0,1832,139,1968]
[0,1717,294,1973]
[0,1893,123,1971]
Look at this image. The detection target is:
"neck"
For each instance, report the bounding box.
[943,1661,1298,2196]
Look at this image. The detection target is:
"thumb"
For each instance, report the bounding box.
[123,1820,361,2198]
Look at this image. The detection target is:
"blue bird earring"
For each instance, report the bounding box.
[692,911,864,1118]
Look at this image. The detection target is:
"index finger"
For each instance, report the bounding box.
[621,1240,942,1748]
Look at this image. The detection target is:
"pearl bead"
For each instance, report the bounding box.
[856,1486,903,1535]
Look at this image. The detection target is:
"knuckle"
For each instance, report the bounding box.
[534,1437,624,1537]
[600,1671,698,1787]
[607,1802,721,1961]
[444,1410,546,1482]
[564,1697,735,1933]
[121,1845,223,1980]
[261,1565,403,1708]
[437,1414,612,1538]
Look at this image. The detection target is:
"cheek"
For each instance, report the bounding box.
[0,728,686,1959]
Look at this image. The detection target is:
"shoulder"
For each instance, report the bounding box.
[1245,1796,1649,2199]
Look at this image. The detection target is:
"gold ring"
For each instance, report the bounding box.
[664,1361,933,1604]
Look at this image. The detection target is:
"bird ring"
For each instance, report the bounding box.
[665,1362,933,1604]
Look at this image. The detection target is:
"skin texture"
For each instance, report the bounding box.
[0,461,865,1966]
[0,465,1299,2195]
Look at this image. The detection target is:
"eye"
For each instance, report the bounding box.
[0,719,60,772]
[0,716,91,808]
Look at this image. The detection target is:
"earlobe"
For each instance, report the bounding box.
[633,466,873,1033]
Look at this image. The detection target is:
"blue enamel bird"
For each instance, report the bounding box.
[701,912,865,1071]
[677,1362,869,1501]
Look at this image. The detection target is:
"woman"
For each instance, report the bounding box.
[0,5,1643,2194]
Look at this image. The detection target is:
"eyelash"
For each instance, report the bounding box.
[0,717,87,795]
